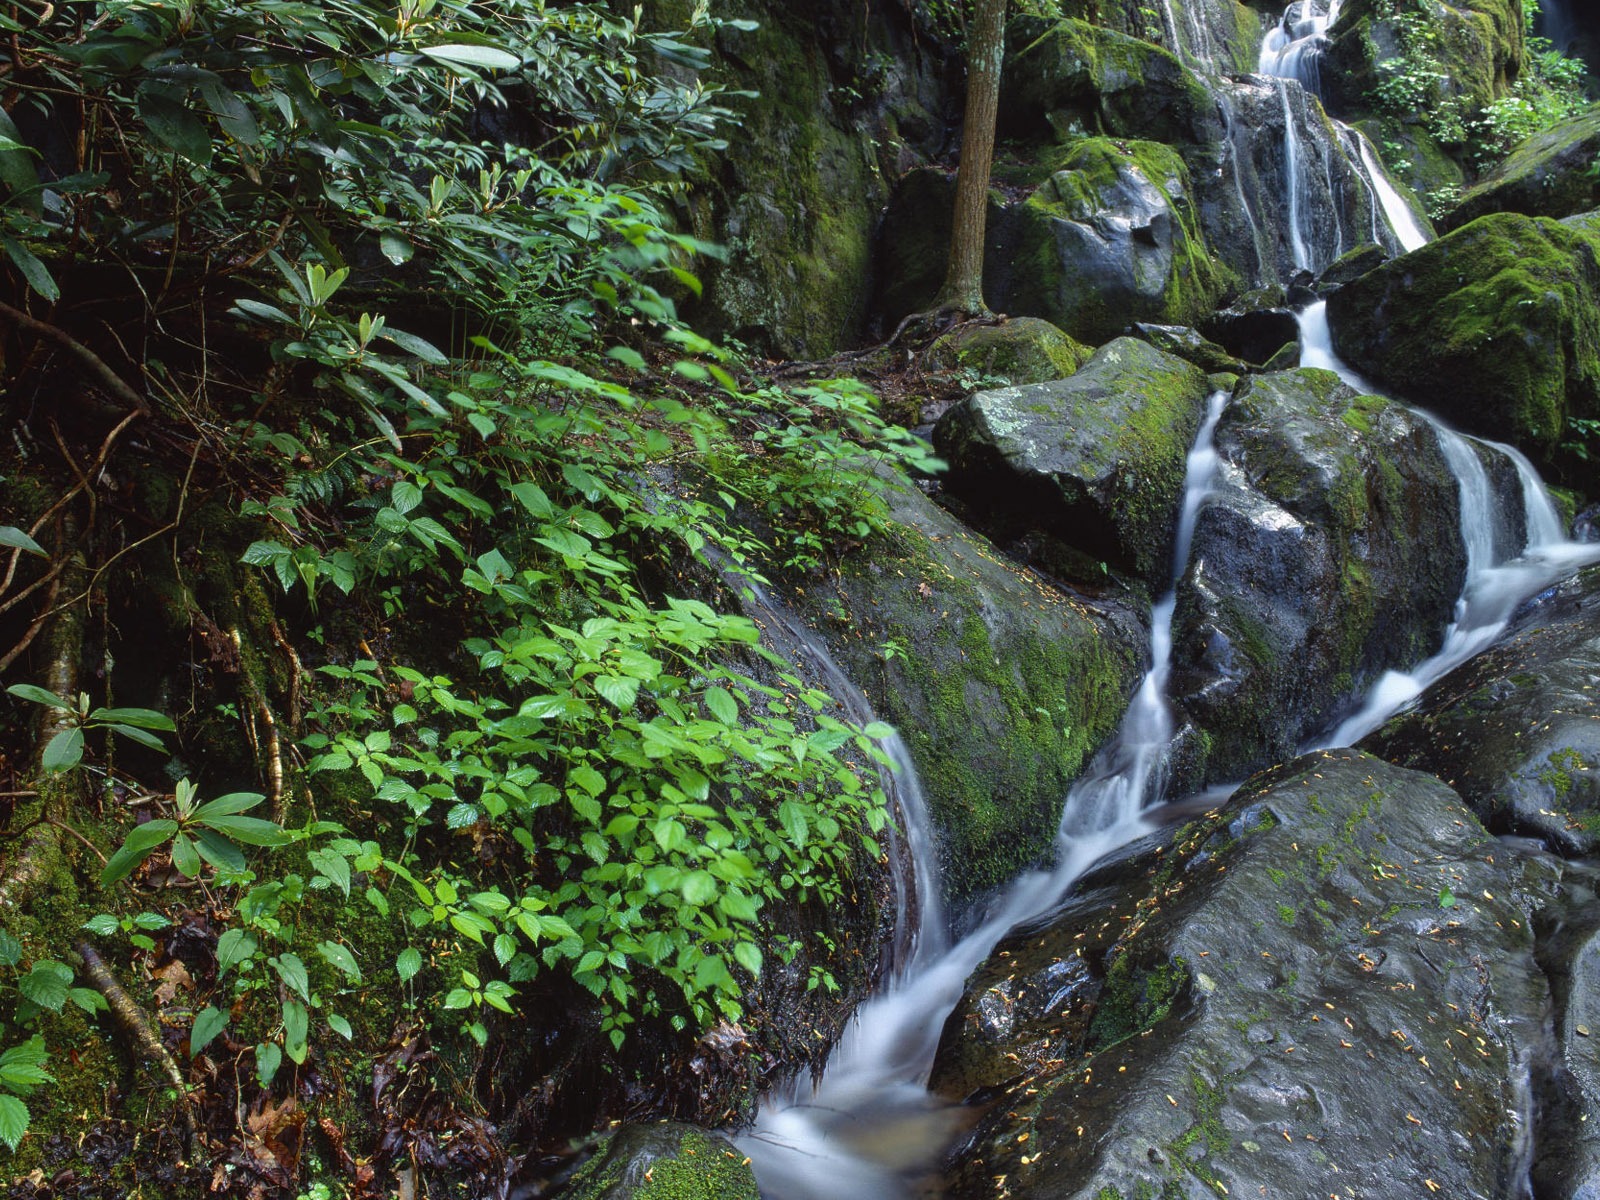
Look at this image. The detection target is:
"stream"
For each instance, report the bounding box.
[737,2,1600,1195]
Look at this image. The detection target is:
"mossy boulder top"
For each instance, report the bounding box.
[1170,367,1467,786]
[1326,209,1600,466]
[1364,562,1600,856]
[933,336,1213,589]
[926,317,1091,389]
[788,466,1145,903]
[563,1122,758,1200]
[934,749,1559,1200]
[1446,103,1600,230]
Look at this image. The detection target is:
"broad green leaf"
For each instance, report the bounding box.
[272,953,310,1003]
[68,987,108,1015]
[100,819,179,886]
[592,675,638,710]
[704,687,738,724]
[569,763,606,797]
[1,238,57,302]
[197,813,288,846]
[680,870,717,905]
[380,328,448,364]
[732,941,763,978]
[282,999,309,1064]
[5,684,69,709]
[506,482,552,518]
[40,727,83,773]
[396,947,422,983]
[216,929,258,974]
[191,792,265,818]
[255,1041,282,1087]
[137,89,213,164]
[443,988,473,1009]
[0,527,45,557]
[419,44,521,71]
[104,724,167,752]
[190,1006,229,1056]
[317,941,361,982]
[0,106,41,211]
[0,1094,28,1151]
[17,962,71,1012]
[170,832,201,878]
[327,1013,353,1039]
[379,233,414,265]
[90,707,175,731]
[194,827,247,874]
[81,915,118,937]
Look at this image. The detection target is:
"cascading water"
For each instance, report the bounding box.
[1258,0,1341,89]
[1351,130,1429,252]
[738,391,1232,1199]
[1298,300,1600,746]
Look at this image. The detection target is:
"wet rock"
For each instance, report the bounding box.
[1170,368,1466,785]
[562,1123,757,1199]
[1446,105,1600,231]
[1131,324,1246,375]
[1326,209,1600,467]
[790,467,1145,903]
[1200,304,1300,365]
[1531,858,1600,1199]
[1363,563,1600,855]
[1314,241,1387,293]
[927,317,1091,388]
[935,750,1558,1200]
[933,337,1213,589]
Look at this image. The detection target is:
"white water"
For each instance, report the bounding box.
[1258,0,1342,88]
[1298,301,1600,747]
[1278,80,1313,271]
[1352,130,1429,252]
[738,391,1231,1199]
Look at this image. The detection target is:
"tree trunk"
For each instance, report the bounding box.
[935,0,1007,314]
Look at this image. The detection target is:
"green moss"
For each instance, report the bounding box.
[1089,954,1189,1052]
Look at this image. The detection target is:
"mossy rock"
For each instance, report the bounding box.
[1130,323,1247,374]
[563,1124,758,1199]
[1000,16,1222,148]
[1326,208,1600,466]
[1170,367,1467,784]
[1323,0,1524,123]
[1315,240,1388,293]
[935,749,1561,1200]
[933,336,1214,589]
[789,466,1145,902]
[1446,103,1600,230]
[1363,562,1600,855]
[927,317,1091,386]
[992,138,1231,344]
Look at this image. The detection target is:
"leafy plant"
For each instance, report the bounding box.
[4,685,173,774]
[99,780,288,886]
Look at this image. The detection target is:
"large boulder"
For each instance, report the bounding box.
[790,468,1146,903]
[926,317,1091,388]
[1446,104,1600,230]
[1363,562,1600,855]
[1326,209,1600,466]
[933,337,1214,590]
[988,138,1231,344]
[1170,368,1467,785]
[934,750,1559,1200]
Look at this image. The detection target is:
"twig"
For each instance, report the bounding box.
[0,566,63,671]
[0,299,149,414]
[73,940,199,1156]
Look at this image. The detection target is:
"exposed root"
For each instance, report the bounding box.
[73,939,199,1157]
[0,300,149,415]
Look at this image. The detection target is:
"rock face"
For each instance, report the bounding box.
[1171,368,1467,785]
[1446,104,1600,230]
[1326,209,1600,466]
[933,337,1214,590]
[1363,563,1600,855]
[793,468,1146,903]
[563,1123,758,1199]
[934,750,1558,1200]
[926,317,1090,388]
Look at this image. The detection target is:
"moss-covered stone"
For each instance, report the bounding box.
[927,316,1091,386]
[1170,367,1467,784]
[933,337,1214,589]
[1446,103,1600,229]
[1326,208,1600,466]
[935,750,1559,1200]
[564,1124,758,1199]
[788,468,1144,903]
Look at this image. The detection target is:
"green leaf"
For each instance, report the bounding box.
[0,106,41,211]
[272,953,311,1003]
[89,707,175,731]
[216,929,258,975]
[704,687,738,724]
[380,328,448,364]
[443,988,473,1009]
[5,684,69,710]
[190,792,265,818]
[732,941,763,978]
[0,933,21,968]
[0,1094,28,1151]
[40,727,84,773]
[100,819,179,886]
[0,527,45,558]
[592,675,639,710]
[255,1041,282,1087]
[419,44,522,71]
[282,999,309,1064]
[194,827,247,874]
[507,482,553,518]
[68,987,108,1016]
[191,1006,230,1056]
[569,764,606,797]
[327,1013,353,1040]
[81,915,118,937]
[197,813,288,846]
[170,832,201,878]
[137,89,213,164]
[379,233,414,265]
[1,238,58,303]
[18,962,71,1012]
[396,947,423,983]
[104,724,168,752]
[317,941,361,982]
[680,870,717,905]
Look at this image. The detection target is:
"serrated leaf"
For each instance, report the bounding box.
[592,675,638,710]
[308,847,351,897]
[17,962,70,1012]
[0,1094,28,1151]
[68,987,108,1015]
[190,1006,229,1056]
[704,687,737,724]
[732,941,763,978]
[81,915,118,937]
[680,870,717,906]
[396,947,423,983]
[443,988,472,1009]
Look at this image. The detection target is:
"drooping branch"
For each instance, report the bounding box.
[0,299,150,414]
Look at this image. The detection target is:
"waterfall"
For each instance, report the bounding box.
[1278,80,1313,271]
[1299,301,1600,747]
[738,391,1232,1200]
[1351,129,1429,252]
[1258,0,1342,91]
